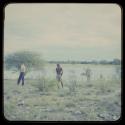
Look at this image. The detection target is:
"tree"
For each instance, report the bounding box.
[4,51,45,72]
[112,59,121,65]
[99,60,108,65]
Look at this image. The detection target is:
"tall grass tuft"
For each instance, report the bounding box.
[68,70,77,95]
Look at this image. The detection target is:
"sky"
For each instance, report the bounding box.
[4,3,121,61]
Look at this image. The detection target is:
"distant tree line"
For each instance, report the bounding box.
[4,51,121,72]
[48,59,121,65]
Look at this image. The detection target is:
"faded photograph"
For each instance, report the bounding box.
[4,3,121,121]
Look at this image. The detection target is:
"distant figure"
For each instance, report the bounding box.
[86,68,91,81]
[17,63,26,86]
[100,74,103,79]
[56,64,63,88]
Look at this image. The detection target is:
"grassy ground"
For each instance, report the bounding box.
[4,77,121,121]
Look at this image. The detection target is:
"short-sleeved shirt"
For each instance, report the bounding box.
[20,65,26,72]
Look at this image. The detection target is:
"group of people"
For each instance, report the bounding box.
[17,63,64,88]
[17,63,92,88]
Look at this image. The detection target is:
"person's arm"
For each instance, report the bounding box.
[61,68,63,76]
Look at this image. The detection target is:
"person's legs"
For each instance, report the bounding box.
[17,73,22,85]
[56,75,60,88]
[56,74,63,88]
[60,79,63,88]
[21,73,25,86]
[59,76,63,88]
[57,81,60,88]
[56,74,60,88]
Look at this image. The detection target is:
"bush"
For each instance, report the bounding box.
[68,80,76,95]
[35,77,57,92]
[68,70,77,95]
[37,78,46,92]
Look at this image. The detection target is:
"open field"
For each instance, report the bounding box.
[4,64,121,121]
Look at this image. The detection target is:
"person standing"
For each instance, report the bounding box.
[86,67,91,81]
[56,64,63,88]
[17,63,26,86]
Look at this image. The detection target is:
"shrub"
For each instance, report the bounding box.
[35,77,57,92]
[37,78,46,92]
[68,70,77,95]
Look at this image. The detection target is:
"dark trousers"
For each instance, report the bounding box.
[17,72,25,85]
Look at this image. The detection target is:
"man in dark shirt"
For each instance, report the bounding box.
[56,64,63,88]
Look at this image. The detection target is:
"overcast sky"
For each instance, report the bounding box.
[4,3,121,61]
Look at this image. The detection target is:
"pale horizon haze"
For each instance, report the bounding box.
[4,4,121,61]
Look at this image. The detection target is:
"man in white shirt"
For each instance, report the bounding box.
[17,63,26,86]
